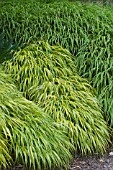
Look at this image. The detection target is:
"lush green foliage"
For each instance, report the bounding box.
[0,133,11,168]
[3,42,110,154]
[0,68,73,169]
[0,0,113,51]
[0,0,113,168]
[1,0,113,124]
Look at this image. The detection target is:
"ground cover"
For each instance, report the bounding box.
[3,41,110,155]
[0,0,113,169]
[1,0,113,124]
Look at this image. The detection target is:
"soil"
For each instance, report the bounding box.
[68,146,113,170]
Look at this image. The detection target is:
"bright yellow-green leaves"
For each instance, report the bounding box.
[0,0,113,169]
[1,0,113,125]
[3,42,110,155]
[0,68,73,169]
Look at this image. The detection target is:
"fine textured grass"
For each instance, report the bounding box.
[0,0,113,52]
[0,133,11,169]
[1,0,113,124]
[0,68,73,169]
[3,41,110,155]
[75,34,113,125]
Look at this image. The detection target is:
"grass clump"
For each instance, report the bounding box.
[0,68,73,169]
[1,0,113,124]
[3,41,110,154]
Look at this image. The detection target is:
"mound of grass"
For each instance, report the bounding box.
[3,41,110,154]
[0,68,73,169]
[1,0,113,124]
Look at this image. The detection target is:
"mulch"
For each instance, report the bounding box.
[68,146,113,170]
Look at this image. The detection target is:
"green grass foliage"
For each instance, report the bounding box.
[0,133,11,168]
[1,0,113,168]
[0,0,113,124]
[3,41,110,154]
[0,68,73,169]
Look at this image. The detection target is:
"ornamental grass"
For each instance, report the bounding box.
[3,41,110,154]
[0,68,73,169]
[1,0,113,124]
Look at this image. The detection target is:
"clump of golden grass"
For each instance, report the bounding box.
[0,68,73,169]
[1,0,113,125]
[3,41,110,154]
